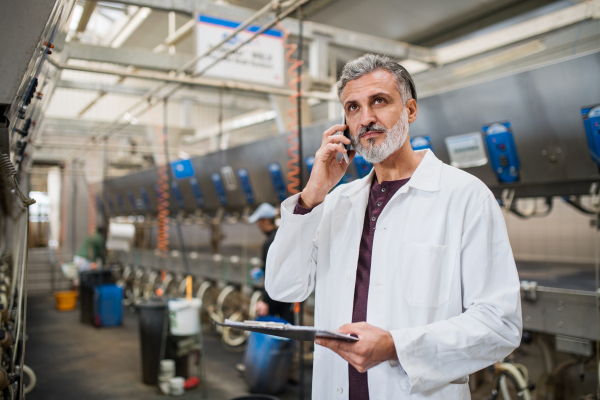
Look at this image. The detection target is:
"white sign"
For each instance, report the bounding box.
[444,132,488,169]
[196,15,284,87]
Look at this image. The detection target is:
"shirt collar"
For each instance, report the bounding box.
[341,149,442,197]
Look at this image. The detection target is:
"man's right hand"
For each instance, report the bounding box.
[300,124,355,208]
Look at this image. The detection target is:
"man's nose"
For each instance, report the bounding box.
[359,107,377,127]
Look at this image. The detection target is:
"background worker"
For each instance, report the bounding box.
[248,203,294,323]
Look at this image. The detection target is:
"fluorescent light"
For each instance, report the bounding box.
[452,40,546,78]
[110,7,151,48]
[400,59,431,74]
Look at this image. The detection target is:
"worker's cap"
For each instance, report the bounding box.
[248,203,277,224]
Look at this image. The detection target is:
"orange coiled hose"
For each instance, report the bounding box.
[156,125,170,260]
[278,22,304,194]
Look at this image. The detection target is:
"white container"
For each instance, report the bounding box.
[169,376,185,396]
[159,359,175,377]
[168,298,201,336]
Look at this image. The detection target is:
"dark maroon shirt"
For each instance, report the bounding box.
[294,177,410,400]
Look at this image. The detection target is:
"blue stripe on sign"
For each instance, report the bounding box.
[199,15,282,38]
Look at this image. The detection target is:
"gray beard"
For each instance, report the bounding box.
[351,108,409,164]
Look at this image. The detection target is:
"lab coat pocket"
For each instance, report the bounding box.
[398,241,457,308]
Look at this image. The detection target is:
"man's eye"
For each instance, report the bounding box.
[374,98,384,104]
[349,105,357,111]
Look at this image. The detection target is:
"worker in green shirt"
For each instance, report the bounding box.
[74,226,107,271]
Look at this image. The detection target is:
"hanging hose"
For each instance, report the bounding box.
[277,21,304,194]
[155,109,170,262]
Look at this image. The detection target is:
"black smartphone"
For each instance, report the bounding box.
[339,115,352,163]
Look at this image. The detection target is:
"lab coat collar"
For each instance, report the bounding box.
[340,149,442,198]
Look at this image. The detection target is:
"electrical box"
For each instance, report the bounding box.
[171,159,195,180]
[189,177,205,208]
[354,154,372,179]
[268,163,288,202]
[211,173,228,206]
[236,168,255,204]
[482,122,520,183]
[410,136,433,151]
[582,105,600,167]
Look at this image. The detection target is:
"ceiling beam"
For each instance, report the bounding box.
[76,1,97,33]
[55,79,270,110]
[65,42,193,71]
[404,0,558,47]
[111,0,433,62]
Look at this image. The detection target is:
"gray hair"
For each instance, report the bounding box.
[336,54,417,104]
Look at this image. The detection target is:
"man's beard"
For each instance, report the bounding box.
[350,108,409,164]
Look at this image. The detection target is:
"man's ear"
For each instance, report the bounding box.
[406,99,417,124]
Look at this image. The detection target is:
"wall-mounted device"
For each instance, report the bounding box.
[444,132,488,169]
[171,159,196,180]
[582,105,600,167]
[189,177,205,208]
[410,136,433,151]
[211,173,228,206]
[354,154,372,179]
[236,168,255,204]
[268,163,288,202]
[482,122,520,183]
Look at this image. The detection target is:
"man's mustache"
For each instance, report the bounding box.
[357,123,387,139]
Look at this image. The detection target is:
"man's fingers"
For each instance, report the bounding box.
[321,124,348,144]
[323,132,351,146]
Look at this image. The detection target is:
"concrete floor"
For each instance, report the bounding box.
[26,296,312,400]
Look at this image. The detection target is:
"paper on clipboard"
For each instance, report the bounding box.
[215,319,359,342]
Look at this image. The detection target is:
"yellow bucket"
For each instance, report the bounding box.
[54,291,78,311]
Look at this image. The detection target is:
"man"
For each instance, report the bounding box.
[265,54,522,399]
[248,203,294,323]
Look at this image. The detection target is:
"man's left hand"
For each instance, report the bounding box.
[315,322,398,373]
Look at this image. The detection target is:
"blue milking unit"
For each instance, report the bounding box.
[96,196,105,217]
[170,181,185,210]
[353,154,372,178]
[115,192,126,214]
[582,105,600,167]
[482,122,520,183]
[189,177,205,208]
[105,195,115,215]
[139,187,151,212]
[410,136,434,151]
[305,156,315,177]
[236,168,255,204]
[126,189,139,212]
[211,173,228,206]
[268,163,288,202]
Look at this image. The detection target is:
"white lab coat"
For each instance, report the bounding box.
[265,150,522,399]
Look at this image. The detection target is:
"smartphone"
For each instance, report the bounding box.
[338,115,352,163]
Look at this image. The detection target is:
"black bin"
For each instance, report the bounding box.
[79,269,114,325]
[137,299,167,385]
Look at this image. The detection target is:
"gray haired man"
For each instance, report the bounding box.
[265,54,521,399]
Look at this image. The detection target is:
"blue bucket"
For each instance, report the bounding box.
[243,316,295,394]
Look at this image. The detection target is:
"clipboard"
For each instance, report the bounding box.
[215,319,359,342]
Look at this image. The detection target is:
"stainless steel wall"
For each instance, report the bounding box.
[103,52,600,215]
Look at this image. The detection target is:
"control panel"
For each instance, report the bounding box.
[482,122,520,183]
[410,136,433,151]
[268,163,288,202]
[582,105,600,167]
[236,168,255,204]
[211,173,228,206]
